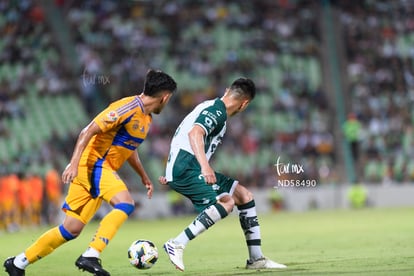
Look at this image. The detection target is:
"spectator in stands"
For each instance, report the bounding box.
[44,166,63,225]
[17,173,32,227]
[343,112,362,163]
[339,0,414,182]
[0,170,20,232]
[29,172,44,226]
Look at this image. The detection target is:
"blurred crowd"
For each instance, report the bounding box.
[338,0,414,183]
[62,0,332,188]
[0,0,76,173]
[0,0,70,122]
[1,0,414,230]
[0,0,79,231]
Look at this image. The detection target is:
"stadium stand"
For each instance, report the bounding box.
[0,1,335,186]
[2,0,414,230]
[337,0,414,183]
[59,0,330,188]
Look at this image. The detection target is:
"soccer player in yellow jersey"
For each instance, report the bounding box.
[4,69,177,276]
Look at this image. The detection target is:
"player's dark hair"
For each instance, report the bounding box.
[230,78,256,100]
[143,69,177,97]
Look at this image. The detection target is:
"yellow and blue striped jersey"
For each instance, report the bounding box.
[80,96,151,170]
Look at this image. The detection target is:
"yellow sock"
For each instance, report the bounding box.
[89,209,128,252]
[25,226,69,263]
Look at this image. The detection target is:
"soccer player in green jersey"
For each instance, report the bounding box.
[160,78,286,271]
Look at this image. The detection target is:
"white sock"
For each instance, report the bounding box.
[176,203,227,246]
[14,253,29,269]
[82,247,100,258]
[174,231,190,246]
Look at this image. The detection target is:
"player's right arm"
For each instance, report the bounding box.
[188,125,216,184]
[62,121,102,184]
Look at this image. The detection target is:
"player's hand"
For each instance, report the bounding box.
[201,165,216,185]
[158,176,168,185]
[62,163,78,184]
[141,176,153,199]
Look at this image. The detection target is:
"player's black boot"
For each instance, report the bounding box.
[3,257,25,276]
[75,256,110,276]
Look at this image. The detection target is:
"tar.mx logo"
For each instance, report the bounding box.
[82,68,110,87]
[81,48,146,88]
[273,156,317,188]
[274,156,304,176]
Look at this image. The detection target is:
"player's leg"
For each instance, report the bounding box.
[4,215,83,276]
[170,193,232,245]
[164,171,233,271]
[232,184,287,269]
[83,190,134,257]
[164,200,230,271]
[4,199,88,275]
[172,172,237,246]
[76,169,134,276]
[4,169,99,276]
[24,215,84,261]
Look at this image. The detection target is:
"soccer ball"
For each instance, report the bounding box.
[128,239,158,269]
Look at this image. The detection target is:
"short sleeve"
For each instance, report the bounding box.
[93,100,134,132]
[93,107,122,132]
[194,104,226,135]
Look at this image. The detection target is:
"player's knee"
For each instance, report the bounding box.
[234,185,254,205]
[218,195,235,213]
[59,224,79,241]
[244,189,254,202]
[62,216,85,238]
[114,202,135,216]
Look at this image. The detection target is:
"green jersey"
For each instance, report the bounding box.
[165,98,227,181]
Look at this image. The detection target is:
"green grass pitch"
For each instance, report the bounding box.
[1,207,413,275]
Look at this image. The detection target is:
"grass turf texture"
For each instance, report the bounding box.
[1,207,413,275]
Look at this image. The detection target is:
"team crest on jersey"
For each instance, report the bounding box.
[106,110,118,122]
[132,120,140,130]
[131,120,146,133]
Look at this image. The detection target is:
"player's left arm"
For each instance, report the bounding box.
[127,151,153,199]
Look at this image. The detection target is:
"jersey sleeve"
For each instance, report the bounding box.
[194,104,226,135]
[93,100,132,132]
